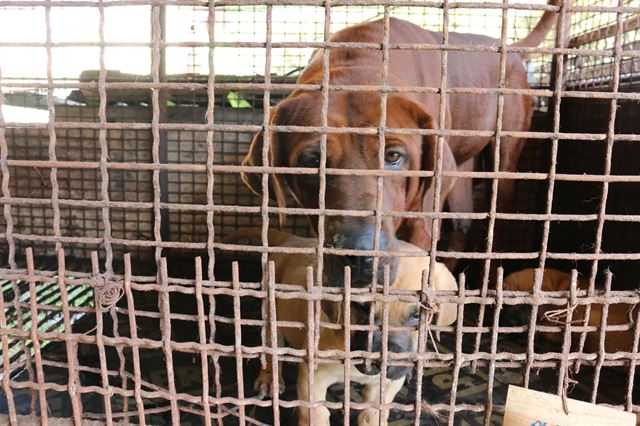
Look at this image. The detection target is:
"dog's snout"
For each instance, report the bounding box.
[341,254,374,273]
[332,229,387,251]
[353,328,414,380]
[324,224,398,287]
[331,229,386,284]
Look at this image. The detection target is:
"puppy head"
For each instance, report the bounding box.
[350,301,420,380]
[350,253,458,380]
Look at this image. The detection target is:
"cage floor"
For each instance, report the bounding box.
[0,255,635,425]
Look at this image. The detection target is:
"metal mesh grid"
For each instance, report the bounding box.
[565,0,639,89]
[0,0,639,425]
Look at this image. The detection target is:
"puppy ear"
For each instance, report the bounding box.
[433,262,458,327]
[240,107,289,226]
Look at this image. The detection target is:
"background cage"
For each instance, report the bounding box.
[0,0,639,425]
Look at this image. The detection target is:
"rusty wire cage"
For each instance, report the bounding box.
[0,0,639,425]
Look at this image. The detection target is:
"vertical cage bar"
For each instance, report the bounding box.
[342,266,352,425]
[209,275,224,425]
[44,5,62,254]
[377,265,391,422]
[57,249,83,424]
[259,3,274,371]
[267,261,280,424]
[0,271,17,424]
[204,6,222,421]
[576,0,625,373]
[0,55,16,268]
[523,268,544,386]
[555,270,577,407]
[536,0,568,277]
[426,0,450,359]
[305,266,316,426]
[625,299,640,412]
[371,0,391,289]
[26,248,48,424]
[205,0,217,293]
[194,257,212,426]
[158,6,170,245]
[311,2,333,386]
[159,257,180,425]
[151,4,165,264]
[111,275,128,418]
[6,270,35,413]
[447,273,466,426]
[472,0,511,374]
[97,0,114,275]
[123,253,147,425]
[91,251,114,425]
[483,268,503,425]
[590,270,613,403]
[315,0,331,291]
[231,261,246,425]
[413,268,434,424]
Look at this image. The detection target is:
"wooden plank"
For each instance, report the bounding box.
[503,385,636,426]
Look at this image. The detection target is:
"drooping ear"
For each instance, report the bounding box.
[421,140,457,213]
[240,107,290,226]
[433,262,458,327]
[386,94,457,217]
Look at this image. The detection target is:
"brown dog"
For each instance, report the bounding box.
[240,230,457,426]
[241,3,563,287]
[504,268,637,353]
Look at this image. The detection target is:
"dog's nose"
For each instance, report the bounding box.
[332,229,386,283]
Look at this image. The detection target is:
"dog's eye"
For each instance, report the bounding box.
[405,310,421,327]
[297,152,320,168]
[384,148,406,168]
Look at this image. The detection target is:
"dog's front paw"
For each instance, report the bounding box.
[253,367,285,398]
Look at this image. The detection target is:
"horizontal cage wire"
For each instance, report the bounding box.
[0,0,639,425]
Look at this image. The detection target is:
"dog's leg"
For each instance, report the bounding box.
[358,376,405,426]
[296,362,337,426]
[253,333,285,397]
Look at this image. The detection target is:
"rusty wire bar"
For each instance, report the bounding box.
[123,253,147,425]
[90,255,115,426]
[471,0,512,375]
[159,257,181,424]
[26,248,48,424]
[447,273,466,425]
[97,0,114,276]
[483,268,504,425]
[57,249,83,423]
[44,5,62,257]
[231,261,247,424]
[195,257,213,426]
[0,268,17,423]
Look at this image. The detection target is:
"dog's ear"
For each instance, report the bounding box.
[433,262,458,327]
[421,141,457,214]
[386,94,456,211]
[241,107,289,226]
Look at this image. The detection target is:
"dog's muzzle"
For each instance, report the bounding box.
[325,229,398,287]
[352,329,413,381]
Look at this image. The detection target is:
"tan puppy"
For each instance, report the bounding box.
[236,230,457,426]
[504,268,637,353]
